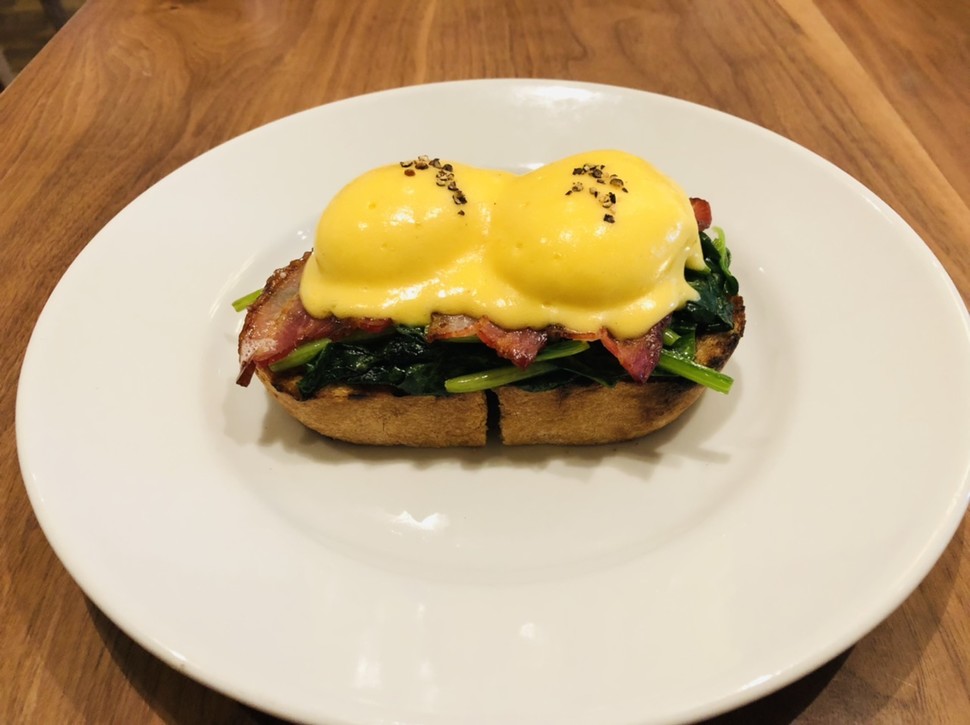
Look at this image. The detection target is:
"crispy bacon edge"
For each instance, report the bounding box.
[690,197,712,232]
[426,314,548,369]
[597,316,671,383]
[236,253,390,386]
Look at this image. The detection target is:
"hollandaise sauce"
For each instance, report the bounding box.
[299,151,705,338]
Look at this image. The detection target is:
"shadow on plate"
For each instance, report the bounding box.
[85,599,286,723]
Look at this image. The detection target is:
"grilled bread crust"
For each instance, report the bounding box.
[255,297,744,447]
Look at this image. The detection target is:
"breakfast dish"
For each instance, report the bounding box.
[15,80,970,724]
[237,151,744,445]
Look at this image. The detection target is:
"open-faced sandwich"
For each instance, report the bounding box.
[235,150,744,446]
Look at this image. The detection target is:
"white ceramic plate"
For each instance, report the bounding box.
[16,80,970,724]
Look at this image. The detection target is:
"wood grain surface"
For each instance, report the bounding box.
[2,1,968,722]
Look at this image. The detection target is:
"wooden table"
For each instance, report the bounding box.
[2,1,968,722]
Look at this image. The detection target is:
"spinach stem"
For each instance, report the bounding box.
[657,350,733,393]
[535,340,589,361]
[232,289,263,312]
[443,341,588,393]
[269,339,331,372]
[445,362,557,393]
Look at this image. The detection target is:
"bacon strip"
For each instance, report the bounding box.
[690,197,712,232]
[428,310,668,378]
[236,253,391,386]
[427,313,547,368]
[597,316,671,383]
[475,320,548,369]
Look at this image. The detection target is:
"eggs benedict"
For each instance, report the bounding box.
[236,151,744,446]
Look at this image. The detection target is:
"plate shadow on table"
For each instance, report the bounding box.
[698,651,850,724]
[82,598,286,724]
[75,516,963,725]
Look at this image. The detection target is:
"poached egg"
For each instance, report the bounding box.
[299,150,705,339]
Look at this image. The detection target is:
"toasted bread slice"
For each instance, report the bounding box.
[255,297,744,447]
